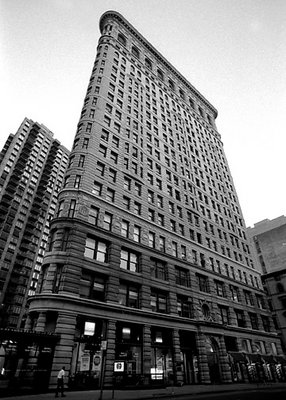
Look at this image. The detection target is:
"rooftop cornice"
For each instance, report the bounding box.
[100,10,218,118]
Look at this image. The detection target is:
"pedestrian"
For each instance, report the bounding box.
[55,366,66,397]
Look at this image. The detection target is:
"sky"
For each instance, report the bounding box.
[1,0,285,228]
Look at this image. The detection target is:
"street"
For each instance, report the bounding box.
[160,387,286,400]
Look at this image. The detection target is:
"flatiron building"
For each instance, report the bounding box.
[27,11,285,389]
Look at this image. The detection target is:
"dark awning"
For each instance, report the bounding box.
[245,353,262,363]
[228,352,247,363]
[275,355,286,364]
[0,328,59,345]
[261,355,276,364]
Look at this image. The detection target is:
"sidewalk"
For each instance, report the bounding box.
[1,382,286,400]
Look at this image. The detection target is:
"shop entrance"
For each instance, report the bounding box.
[114,323,143,387]
[151,328,174,386]
[180,331,198,384]
[206,337,221,383]
[70,318,104,390]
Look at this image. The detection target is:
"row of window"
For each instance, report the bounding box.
[116,33,214,126]
[83,233,261,296]
[54,198,258,290]
[78,259,270,331]
[88,174,251,265]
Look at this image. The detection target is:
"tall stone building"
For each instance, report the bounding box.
[27,11,285,390]
[0,118,69,328]
[248,216,286,352]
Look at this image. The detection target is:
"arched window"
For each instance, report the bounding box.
[131,46,140,59]
[145,58,152,70]
[117,33,126,46]
[179,89,185,100]
[202,304,210,319]
[277,282,285,293]
[198,106,204,117]
[189,98,195,108]
[157,69,164,81]
[168,79,175,90]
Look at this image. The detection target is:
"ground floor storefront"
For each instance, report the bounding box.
[0,328,58,395]
[33,312,285,391]
[24,298,286,392]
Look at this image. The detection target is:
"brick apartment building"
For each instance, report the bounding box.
[0,118,69,328]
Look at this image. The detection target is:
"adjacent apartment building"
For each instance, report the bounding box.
[248,216,286,352]
[27,11,285,390]
[0,118,69,328]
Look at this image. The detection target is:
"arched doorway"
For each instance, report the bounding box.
[205,337,221,383]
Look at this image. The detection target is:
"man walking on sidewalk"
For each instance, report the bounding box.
[55,366,66,397]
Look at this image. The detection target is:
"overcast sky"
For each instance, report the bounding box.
[1,0,285,227]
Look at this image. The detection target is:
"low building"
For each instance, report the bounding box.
[248,216,286,352]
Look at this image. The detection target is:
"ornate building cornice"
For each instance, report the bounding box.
[100,10,218,118]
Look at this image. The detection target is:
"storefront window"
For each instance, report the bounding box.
[151,328,174,384]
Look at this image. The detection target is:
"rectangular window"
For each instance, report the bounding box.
[197,274,209,293]
[230,285,240,302]
[78,155,85,167]
[249,313,259,330]
[101,129,109,141]
[261,316,271,332]
[215,281,226,297]
[133,225,141,243]
[53,264,63,293]
[256,295,265,309]
[124,177,131,190]
[235,309,245,327]
[181,245,187,260]
[148,190,154,203]
[123,196,130,210]
[148,209,155,222]
[150,259,167,280]
[172,241,178,257]
[92,182,102,196]
[57,201,64,217]
[96,161,105,176]
[120,249,138,272]
[68,199,76,217]
[99,144,107,157]
[134,182,142,196]
[74,175,81,189]
[244,291,254,306]
[106,188,115,202]
[158,214,164,226]
[119,283,139,308]
[175,267,190,287]
[159,236,165,252]
[148,231,155,248]
[219,306,229,325]
[151,291,167,313]
[82,138,89,149]
[84,237,108,262]
[177,296,193,318]
[103,212,112,231]
[88,206,99,225]
[121,220,129,238]
[110,151,118,164]
[157,195,163,208]
[91,276,106,301]
[134,202,141,215]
